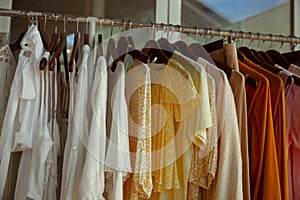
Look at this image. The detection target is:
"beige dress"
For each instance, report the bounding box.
[210,43,250,200]
[197,57,243,200]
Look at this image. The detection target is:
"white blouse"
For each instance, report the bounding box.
[0,25,53,199]
[78,56,107,200]
[60,44,90,200]
[106,61,131,200]
[44,56,61,200]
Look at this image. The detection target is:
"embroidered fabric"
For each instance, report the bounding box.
[124,60,153,200]
[149,59,200,192]
[0,45,16,133]
[187,74,218,200]
[0,32,9,47]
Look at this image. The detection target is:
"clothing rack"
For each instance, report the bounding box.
[1,8,300,46]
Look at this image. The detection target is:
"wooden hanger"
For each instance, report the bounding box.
[202,39,224,53]
[49,17,67,71]
[158,37,174,56]
[174,40,198,61]
[9,31,26,52]
[127,36,135,49]
[282,49,300,64]
[250,49,269,63]
[112,36,149,70]
[213,58,232,78]
[266,49,290,69]
[258,51,275,65]
[39,19,58,70]
[142,40,169,64]
[39,32,57,70]
[49,32,66,71]
[242,73,258,88]
[69,32,79,72]
[69,19,79,72]
[117,36,130,57]
[239,47,281,74]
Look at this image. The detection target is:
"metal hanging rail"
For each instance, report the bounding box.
[1,8,299,46]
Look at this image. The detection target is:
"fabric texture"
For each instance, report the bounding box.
[243,57,288,200]
[78,56,107,200]
[210,44,251,200]
[124,60,153,200]
[239,60,281,200]
[197,57,243,200]
[60,44,90,200]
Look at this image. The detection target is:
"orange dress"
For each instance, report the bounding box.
[239,60,281,200]
[243,58,289,200]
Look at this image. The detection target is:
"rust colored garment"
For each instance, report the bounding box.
[239,60,281,200]
[243,58,289,200]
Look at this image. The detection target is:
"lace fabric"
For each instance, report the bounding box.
[124,60,153,200]
[188,73,218,198]
[0,33,9,47]
[0,45,16,133]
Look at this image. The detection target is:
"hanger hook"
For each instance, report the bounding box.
[209,28,214,42]
[231,31,235,43]
[129,20,132,36]
[85,18,89,34]
[110,20,114,36]
[150,22,155,40]
[193,26,199,42]
[257,33,261,50]
[249,32,254,48]
[170,24,175,41]
[178,25,182,41]
[160,23,166,38]
[43,15,47,31]
[54,16,58,33]
[122,19,126,32]
[269,34,274,49]
[240,31,245,47]
[30,16,35,26]
[63,16,66,32]
[219,29,223,39]
[99,18,102,34]
[76,18,79,32]
[205,28,210,43]
[129,21,132,31]
[227,30,234,43]
[35,15,38,27]
[25,11,29,27]
[290,37,295,51]
[279,35,285,51]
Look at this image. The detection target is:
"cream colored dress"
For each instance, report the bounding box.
[106,61,132,200]
[197,57,243,200]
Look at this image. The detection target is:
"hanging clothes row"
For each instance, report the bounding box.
[0,8,300,200]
